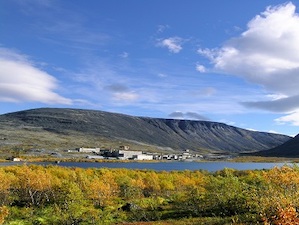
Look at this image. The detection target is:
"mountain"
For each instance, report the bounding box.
[253,134,299,157]
[0,108,291,154]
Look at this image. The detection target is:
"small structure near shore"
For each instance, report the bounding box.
[67,147,101,153]
[12,157,22,162]
[78,147,101,153]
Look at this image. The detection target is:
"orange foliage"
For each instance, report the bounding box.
[263,205,299,225]
[274,205,299,225]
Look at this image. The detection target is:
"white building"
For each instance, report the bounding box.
[134,154,154,160]
[12,157,22,162]
[118,150,143,159]
[86,155,104,160]
[78,147,101,153]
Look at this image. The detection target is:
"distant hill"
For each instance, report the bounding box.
[253,134,299,157]
[0,108,291,154]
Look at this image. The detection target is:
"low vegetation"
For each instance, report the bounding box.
[0,164,299,224]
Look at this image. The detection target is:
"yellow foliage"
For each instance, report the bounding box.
[260,166,299,223]
[2,164,299,224]
[0,206,8,225]
[263,166,299,187]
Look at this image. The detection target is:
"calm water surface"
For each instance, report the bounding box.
[0,161,290,172]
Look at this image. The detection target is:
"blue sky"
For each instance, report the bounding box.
[1,0,299,136]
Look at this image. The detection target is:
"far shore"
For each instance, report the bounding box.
[1,155,298,164]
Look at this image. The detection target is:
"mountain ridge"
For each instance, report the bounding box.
[252,134,299,157]
[0,108,291,154]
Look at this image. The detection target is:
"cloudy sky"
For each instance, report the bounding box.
[1,0,299,136]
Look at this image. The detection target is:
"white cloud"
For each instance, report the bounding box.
[266,94,288,101]
[275,111,299,126]
[268,130,279,134]
[199,2,299,126]
[0,48,72,104]
[157,37,183,53]
[199,2,299,95]
[246,128,258,132]
[195,64,206,73]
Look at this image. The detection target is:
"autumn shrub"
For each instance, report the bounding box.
[3,164,299,224]
[258,166,299,224]
[197,168,260,219]
[0,168,16,206]
[0,206,8,225]
[267,205,299,225]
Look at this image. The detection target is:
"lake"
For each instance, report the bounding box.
[0,161,291,172]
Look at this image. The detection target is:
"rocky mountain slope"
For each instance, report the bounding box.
[0,108,291,153]
[254,134,299,157]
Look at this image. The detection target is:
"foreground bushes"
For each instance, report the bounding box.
[0,164,298,224]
